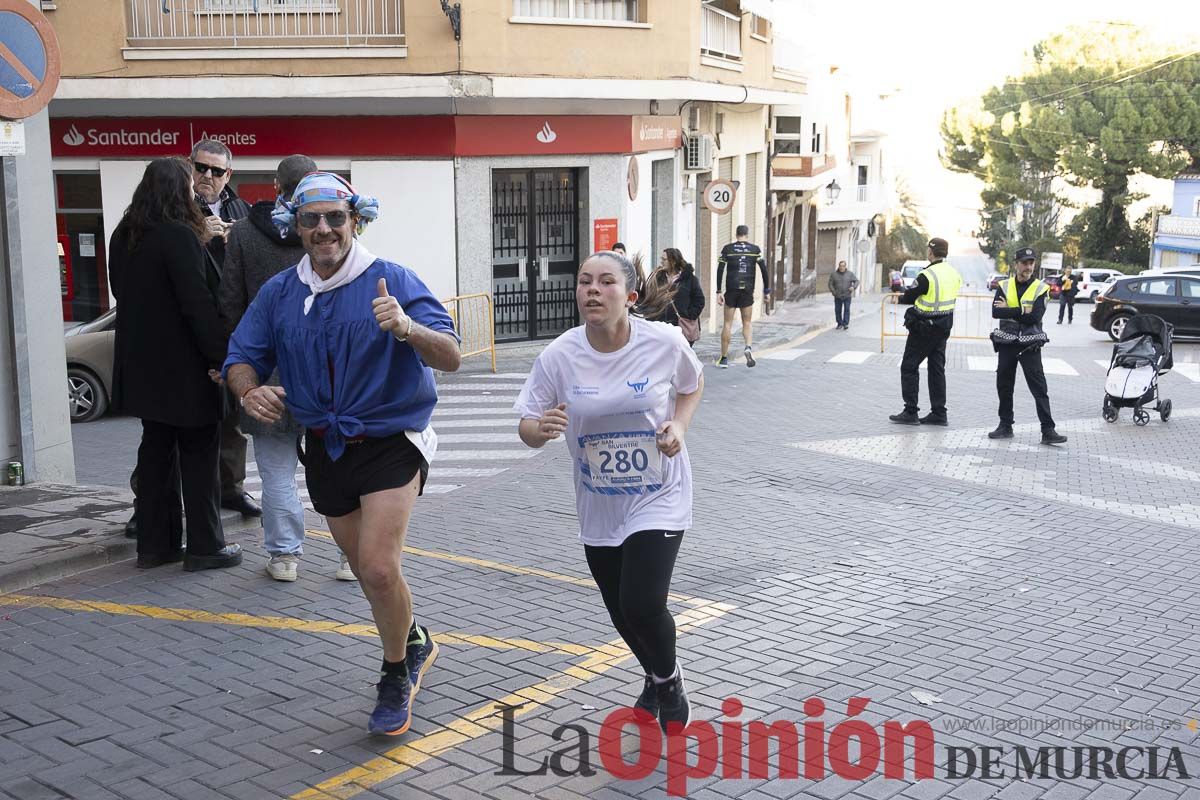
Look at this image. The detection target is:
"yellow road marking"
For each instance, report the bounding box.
[305,529,711,605]
[0,594,591,656]
[289,601,733,800]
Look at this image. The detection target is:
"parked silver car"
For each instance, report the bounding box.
[64,309,115,423]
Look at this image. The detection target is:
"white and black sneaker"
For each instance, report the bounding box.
[655,667,691,733]
[634,674,659,719]
[744,347,756,368]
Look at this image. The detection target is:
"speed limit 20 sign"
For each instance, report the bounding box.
[702,179,738,215]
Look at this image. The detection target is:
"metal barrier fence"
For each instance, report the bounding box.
[442,293,497,373]
[880,293,996,352]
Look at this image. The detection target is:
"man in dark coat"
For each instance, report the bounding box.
[191,139,258,517]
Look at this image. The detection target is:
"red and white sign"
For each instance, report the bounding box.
[703,179,738,215]
[593,218,619,253]
[50,115,685,159]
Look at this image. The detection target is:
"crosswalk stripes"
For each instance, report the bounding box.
[1041,357,1078,376]
[827,351,874,365]
[760,348,812,361]
[1174,363,1200,382]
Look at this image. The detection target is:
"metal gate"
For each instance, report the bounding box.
[491,169,580,341]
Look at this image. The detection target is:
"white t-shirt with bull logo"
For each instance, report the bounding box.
[515,317,704,546]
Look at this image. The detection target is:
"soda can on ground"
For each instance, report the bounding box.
[7,461,23,486]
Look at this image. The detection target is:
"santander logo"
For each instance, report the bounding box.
[62,124,84,146]
[535,121,557,144]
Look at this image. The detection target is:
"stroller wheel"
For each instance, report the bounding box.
[1103,405,1118,423]
[1133,408,1151,427]
[1160,399,1172,422]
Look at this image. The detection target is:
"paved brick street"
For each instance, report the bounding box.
[5,308,1200,800]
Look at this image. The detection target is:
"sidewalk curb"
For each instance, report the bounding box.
[0,511,262,595]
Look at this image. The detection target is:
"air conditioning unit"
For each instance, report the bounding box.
[684,134,714,172]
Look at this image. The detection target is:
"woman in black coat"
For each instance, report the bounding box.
[645,248,706,343]
[109,157,242,571]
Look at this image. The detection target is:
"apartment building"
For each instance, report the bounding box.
[43,0,826,340]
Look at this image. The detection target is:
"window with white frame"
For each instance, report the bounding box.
[750,13,769,39]
[514,0,639,22]
[773,116,803,155]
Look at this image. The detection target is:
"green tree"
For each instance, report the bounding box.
[877,179,929,270]
[941,25,1200,262]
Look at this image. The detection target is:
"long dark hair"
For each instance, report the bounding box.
[116,157,207,251]
[660,248,689,276]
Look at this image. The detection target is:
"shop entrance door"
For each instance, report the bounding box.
[491,169,580,341]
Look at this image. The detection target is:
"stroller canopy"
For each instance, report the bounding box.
[1118,314,1173,372]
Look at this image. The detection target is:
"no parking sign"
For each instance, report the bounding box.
[0,0,61,120]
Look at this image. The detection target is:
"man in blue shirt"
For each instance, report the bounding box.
[223,173,461,737]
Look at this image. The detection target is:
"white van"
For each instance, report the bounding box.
[1073,268,1123,302]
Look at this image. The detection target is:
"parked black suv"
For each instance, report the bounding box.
[1091,274,1200,340]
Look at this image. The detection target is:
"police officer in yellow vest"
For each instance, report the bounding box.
[889,238,961,426]
[988,247,1067,445]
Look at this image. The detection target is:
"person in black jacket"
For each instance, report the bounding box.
[110,157,243,571]
[191,139,259,518]
[645,248,705,345]
[988,247,1067,445]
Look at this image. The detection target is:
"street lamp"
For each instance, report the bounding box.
[826,179,841,205]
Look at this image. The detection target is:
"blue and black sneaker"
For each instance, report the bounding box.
[716,356,729,369]
[368,670,412,736]
[406,625,440,698]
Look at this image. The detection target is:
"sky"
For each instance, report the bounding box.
[771,0,1200,258]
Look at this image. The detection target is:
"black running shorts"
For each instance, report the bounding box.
[300,430,428,518]
[724,288,755,309]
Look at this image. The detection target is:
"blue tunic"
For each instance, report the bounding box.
[224,259,457,460]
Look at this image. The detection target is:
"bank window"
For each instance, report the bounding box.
[773,115,803,155]
[513,0,639,22]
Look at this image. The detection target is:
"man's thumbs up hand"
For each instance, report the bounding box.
[372,275,412,338]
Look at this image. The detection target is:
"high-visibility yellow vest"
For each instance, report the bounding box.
[914,261,963,315]
[1004,277,1049,308]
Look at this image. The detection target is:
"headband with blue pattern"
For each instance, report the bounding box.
[271,172,379,238]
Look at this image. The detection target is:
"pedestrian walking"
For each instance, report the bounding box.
[224,172,461,736]
[829,260,859,330]
[644,248,705,346]
[515,249,705,733]
[218,155,356,583]
[988,248,1067,445]
[715,224,770,368]
[1057,265,1078,325]
[109,157,243,572]
[889,238,961,426]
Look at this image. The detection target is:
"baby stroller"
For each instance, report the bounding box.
[1102,314,1173,426]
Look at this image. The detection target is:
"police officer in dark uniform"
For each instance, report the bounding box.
[715,225,770,367]
[988,247,1067,445]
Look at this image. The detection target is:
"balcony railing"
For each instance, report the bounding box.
[770,152,836,179]
[700,4,741,61]
[127,0,405,48]
[1158,215,1200,238]
[855,185,871,202]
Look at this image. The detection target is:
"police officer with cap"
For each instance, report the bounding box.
[889,237,961,426]
[987,247,1067,445]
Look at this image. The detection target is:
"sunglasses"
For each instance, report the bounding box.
[295,210,351,229]
[193,161,228,178]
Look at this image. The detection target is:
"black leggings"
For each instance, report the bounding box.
[585,529,683,678]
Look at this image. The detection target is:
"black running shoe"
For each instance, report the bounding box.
[655,669,691,733]
[1041,429,1067,445]
[988,425,1014,440]
[368,671,412,736]
[634,674,659,719]
[888,411,920,425]
[406,626,439,698]
[919,413,948,426]
[745,347,756,368]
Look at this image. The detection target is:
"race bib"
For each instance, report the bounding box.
[581,431,663,491]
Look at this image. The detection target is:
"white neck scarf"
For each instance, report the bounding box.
[296,240,376,315]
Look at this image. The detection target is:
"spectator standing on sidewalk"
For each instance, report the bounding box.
[988,247,1067,445]
[889,238,961,427]
[224,172,460,737]
[191,138,260,519]
[515,250,705,733]
[1058,265,1079,325]
[109,157,243,572]
[829,260,859,330]
[716,225,770,368]
[218,155,356,584]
